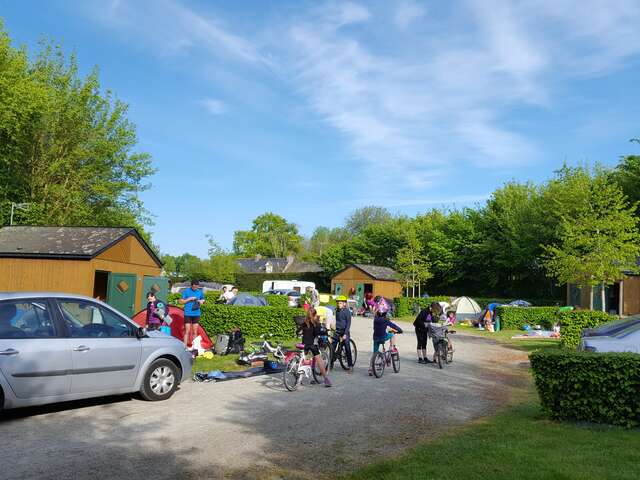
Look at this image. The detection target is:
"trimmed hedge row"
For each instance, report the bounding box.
[530,349,640,427]
[394,296,452,317]
[199,303,303,339]
[166,291,288,308]
[495,306,559,330]
[559,310,614,350]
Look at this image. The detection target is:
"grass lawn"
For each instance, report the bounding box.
[394,316,560,353]
[192,337,298,374]
[346,383,640,480]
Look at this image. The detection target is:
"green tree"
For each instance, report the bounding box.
[395,227,431,297]
[233,212,302,257]
[610,138,640,208]
[543,174,640,311]
[344,206,393,234]
[0,23,155,231]
[206,236,239,283]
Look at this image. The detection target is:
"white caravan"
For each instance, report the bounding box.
[262,280,316,293]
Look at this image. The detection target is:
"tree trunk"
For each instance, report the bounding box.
[600,282,606,313]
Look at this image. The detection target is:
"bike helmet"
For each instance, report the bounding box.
[335,295,348,301]
[376,298,389,314]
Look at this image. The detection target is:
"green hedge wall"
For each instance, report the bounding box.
[167,291,288,308]
[559,310,614,350]
[198,303,303,339]
[394,296,452,317]
[495,306,559,330]
[530,349,640,427]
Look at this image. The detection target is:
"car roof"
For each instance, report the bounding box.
[0,291,100,302]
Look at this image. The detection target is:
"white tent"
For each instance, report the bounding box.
[451,296,482,320]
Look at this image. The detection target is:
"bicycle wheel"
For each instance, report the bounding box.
[283,354,300,391]
[435,343,443,369]
[313,350,329,382]
[446,342,454,363]
[370,352,385,378]
[392,351,400,373]
[339,339,358,369]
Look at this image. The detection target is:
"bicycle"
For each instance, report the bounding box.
[327,329,358,370]
[248,333,286,361]
[282,343,325,391]
[430,324,455,369]
[369,331,401,378]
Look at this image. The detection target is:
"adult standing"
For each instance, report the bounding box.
[332,296,354,373]
[413,303,432,364]
[180,280,205,348]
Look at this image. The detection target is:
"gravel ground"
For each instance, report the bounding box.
[0,317,528,480]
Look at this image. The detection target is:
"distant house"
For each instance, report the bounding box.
[0,226,165,317]
[236,254,322,275]
[331,264,402,300]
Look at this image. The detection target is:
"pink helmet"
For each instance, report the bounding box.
[376,298,389,314]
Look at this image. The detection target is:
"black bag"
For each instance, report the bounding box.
[227,328,245,354]
[191,299,201,312]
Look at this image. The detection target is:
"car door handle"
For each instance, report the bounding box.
[0,348,19,356]
[73,345,91,352]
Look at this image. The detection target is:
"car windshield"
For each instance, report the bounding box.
[613,321,640,338]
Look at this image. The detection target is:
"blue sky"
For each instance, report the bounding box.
[2,0,640,257]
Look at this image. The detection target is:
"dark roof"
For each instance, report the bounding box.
[236,257,322,274]
[236,257,290,274]
[335,264,399,281]
[0,226,162,267]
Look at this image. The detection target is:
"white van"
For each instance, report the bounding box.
[262,280,316,294]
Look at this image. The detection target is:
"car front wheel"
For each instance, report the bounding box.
[140,358,179,401]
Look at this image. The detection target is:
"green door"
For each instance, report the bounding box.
[334,283,343,296]
[355,283,365,308]
[107,273,137,317]
[141,276,169,306]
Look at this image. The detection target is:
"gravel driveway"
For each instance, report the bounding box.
[0,317,527,480]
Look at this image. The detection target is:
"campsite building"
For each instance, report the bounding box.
[0,226,165,317]
[567,279,640,316]
[331,264,402,300]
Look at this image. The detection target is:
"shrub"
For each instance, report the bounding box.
[530,349,640,427]
[393,296,452,317]
[559,310,614,349]
[199,303,303,339]
[264,294,289,308]
[495,306,559,330]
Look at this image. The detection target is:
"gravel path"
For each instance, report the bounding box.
[0,317,528,480]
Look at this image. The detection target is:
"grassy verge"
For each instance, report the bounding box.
[394,316,560,353]
[347,382,640,480]
[192,337,298,373]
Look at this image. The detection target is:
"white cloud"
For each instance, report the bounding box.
[394,0,426,29]
[201,98,225,115]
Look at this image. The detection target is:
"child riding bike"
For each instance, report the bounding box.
[369,299,403,375]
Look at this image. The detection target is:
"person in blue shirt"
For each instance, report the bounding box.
[179,280,205,348]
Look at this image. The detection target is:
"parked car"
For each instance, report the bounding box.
[0,292,192,411]
[579,316,640,353]
[264,289,302,307]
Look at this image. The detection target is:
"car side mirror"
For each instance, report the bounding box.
[136,327,146,339]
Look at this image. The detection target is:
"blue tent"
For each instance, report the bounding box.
[229,294,268,307]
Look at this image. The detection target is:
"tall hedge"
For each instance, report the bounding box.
[198,304,303,339]
[495,306,559,329]
[166,291,288,308]
[394,296,452,317]
[559,310,614,349]
[530,349,640,427]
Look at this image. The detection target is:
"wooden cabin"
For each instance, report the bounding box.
[567,277,640,316]
[331,264,402,302]
[0,226,165,317]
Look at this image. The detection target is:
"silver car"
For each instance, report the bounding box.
[0,292,192,411]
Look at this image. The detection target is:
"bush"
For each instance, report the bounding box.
[530,349,640,427]
[559,310,614,349]
[199,303,303,339]
[495,306,559,330]
[393,296,452,317]
[264,294,289,308]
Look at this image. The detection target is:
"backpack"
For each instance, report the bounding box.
[227,328,245,354]
[215,334,230,355]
